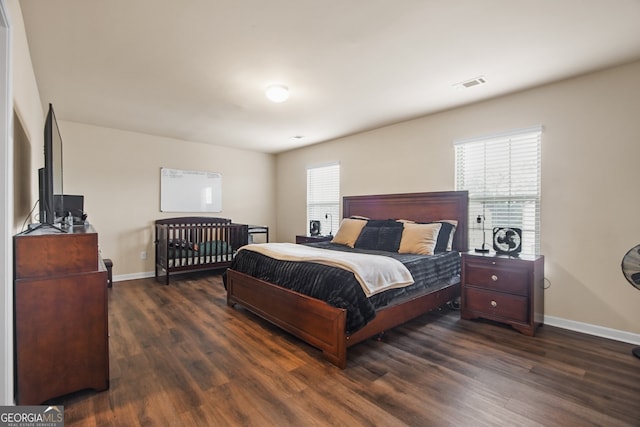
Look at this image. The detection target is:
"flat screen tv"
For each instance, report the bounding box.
[38,103,64,227]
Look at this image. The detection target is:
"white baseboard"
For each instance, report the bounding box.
[112,271,155,282]
[544,315,640,346]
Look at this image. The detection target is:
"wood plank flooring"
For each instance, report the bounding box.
[49,272,640,426]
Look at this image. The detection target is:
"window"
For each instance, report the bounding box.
[307,163,340,236]
[454,126,542,255]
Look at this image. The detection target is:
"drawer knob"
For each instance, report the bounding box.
[491,274,498,281]
[490,300,497,307]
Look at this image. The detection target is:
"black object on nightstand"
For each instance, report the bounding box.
[296,235,333,244]
[460,251,544,336]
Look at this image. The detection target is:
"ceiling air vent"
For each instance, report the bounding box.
[454,76,487,90]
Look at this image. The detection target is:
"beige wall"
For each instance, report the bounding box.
[60,121,276,278]
[276,60,640,336]
[7,0,44,232]
[8,0,42,145]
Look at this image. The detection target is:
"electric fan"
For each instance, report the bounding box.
[493,227,522,256]
[309,220,321,236]
[621,244,640,359]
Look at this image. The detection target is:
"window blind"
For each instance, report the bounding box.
[454,126,542,255]
[307,163,340,236]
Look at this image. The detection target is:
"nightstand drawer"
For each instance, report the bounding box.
[464,259,529,296]
[463,287,529,323]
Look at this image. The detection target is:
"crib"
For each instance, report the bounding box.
[155,217,248,285]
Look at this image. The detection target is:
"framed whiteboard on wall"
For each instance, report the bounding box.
[160,167,222,212]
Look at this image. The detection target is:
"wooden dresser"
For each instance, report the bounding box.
[460,252,544,336]
[13,225,109,404]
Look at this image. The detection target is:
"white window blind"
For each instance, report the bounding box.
[307,163,340,236]
[454,126,542,255]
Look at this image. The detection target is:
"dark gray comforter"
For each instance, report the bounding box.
[227,242,460,333]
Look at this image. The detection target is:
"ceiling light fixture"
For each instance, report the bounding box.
[265,85,290,103]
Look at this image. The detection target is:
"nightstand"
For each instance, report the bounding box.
[460,251,544,336]
[295,235,333,244]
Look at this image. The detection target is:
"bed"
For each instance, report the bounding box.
[225,191,468,368]
[155,217,248,285]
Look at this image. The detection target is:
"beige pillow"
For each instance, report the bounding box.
[398,222,443,255]
[331,218,367,248]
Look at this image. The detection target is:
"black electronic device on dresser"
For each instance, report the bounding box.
[54,194,87,225]
[461,251,544,336]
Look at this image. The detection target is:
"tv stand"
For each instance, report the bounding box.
[13,224,109,404]
[22,222,66,234]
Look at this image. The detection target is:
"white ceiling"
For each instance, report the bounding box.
[19,0,640,154]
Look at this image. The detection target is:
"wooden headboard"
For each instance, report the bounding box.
[342,191,469,252]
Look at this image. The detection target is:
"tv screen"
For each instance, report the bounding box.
[39,103,64,225]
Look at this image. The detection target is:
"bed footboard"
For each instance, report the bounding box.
[226,269,348,368]
[226,269,460,368]
[155,217,248,285]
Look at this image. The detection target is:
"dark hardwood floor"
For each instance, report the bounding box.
[50,272,640,426]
